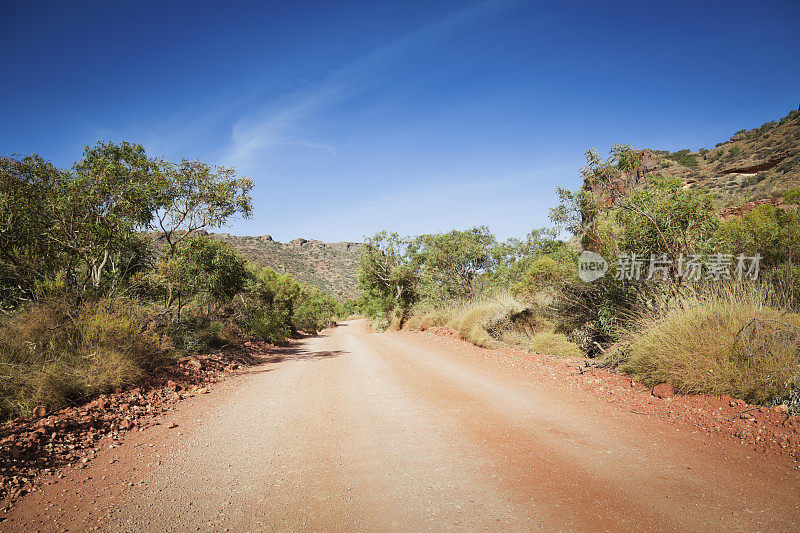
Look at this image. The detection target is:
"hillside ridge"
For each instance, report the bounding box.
[587,108,800,210]
[208,233,362,299]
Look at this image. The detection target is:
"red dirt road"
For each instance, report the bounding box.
[3,319,799,531]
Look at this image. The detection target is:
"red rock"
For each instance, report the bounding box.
[166,380,181,392]
[95,396,110,411]
[773,404,789,414]
[652,383,674,399]
[32,405,47,418]
[119,419,134,431]
[10,445,22,460]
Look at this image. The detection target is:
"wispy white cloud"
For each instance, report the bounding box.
[293,139,337,157]
[223,0,525,168]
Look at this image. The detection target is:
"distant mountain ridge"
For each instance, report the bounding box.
[209,233,362,299]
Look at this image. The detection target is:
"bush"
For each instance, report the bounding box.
[551,274,643,355]
[409,293,581,358]
[520,256,564,291]
[447,297,521,348]
[357,290,394,331]
[445,293,549,348]
[292,292,338,334]
[169,315,238,351]
[783,187,800,205]
[248,308,290,344]
[528,331,581,357]
[404,308,450,331]
[717,204,800,269]
[367,314,391,332]
[241,263,339,336]
[618,285,800,405]
[0,298,170,420]
[666,149,699,168]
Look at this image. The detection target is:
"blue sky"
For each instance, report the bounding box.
[2,0,799,242]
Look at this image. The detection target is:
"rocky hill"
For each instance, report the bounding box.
[209,234,362,299]
[589,108,800,210]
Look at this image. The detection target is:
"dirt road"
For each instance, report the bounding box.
[4,319,800,531]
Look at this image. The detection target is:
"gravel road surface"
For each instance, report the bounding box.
[3,319,799,531]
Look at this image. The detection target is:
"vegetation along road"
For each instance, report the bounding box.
[3,319,799,532]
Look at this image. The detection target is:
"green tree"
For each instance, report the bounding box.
[490,227,565,288]
[613,176,719,272]
[60,142,165,290]
[0,144,165,302]
[358,231,420,321]
[549,148,722,353]
[550,186,602,251]
[293,286,339,334]
[153,159,253,309]
[0,155,64,302]
[552,146,719,276]
[242,264,339,336]
[418,226,498,301]
[155,159,253,258]
[149,236,247,318]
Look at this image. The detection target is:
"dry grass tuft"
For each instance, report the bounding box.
[0,298,171,420]
[619,284,800,404]
[527,331,581,357]
[404,309,451,332]
[446,296,520,348]
[401,293,582,358]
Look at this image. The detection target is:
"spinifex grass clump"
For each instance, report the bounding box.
[620,284,800,405]
[429,293,581,357]
[0,298,171,421]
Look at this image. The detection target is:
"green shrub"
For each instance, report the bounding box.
[783,187,800,205]
[248,308,290,344]
[717,204,800,269]
[292,294,338,334]
[169,316,236,351]
[666,149,699,168]
[241,263,339,336]
[516,248,577,296]
[357,290,394,331]
[727,145,742,159]
[367,314,391,332]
